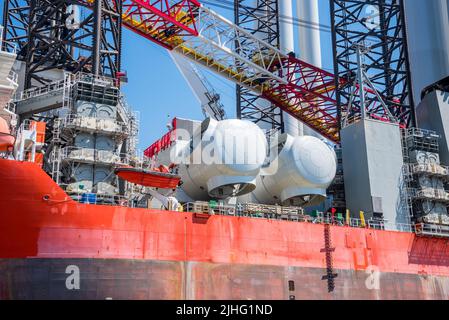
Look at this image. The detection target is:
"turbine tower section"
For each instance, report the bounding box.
[234,0,284,132]
[2,0,123,89]
[330,0,415,128]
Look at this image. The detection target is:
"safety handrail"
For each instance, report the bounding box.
[14,78,67,101]
[181,202,425,233]
[61,146,130,165]
[61,114,130,135]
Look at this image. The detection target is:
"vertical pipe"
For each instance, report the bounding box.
[234,0,242,120]
[24,0,37,89]
[93,0,102,76]
[1,1,9,50]
[279,0,295,52]
[116,0,123,79]
[355,45,366,120]
[279,0,303,136]
[296,0,322,137]
[329,0,342,132]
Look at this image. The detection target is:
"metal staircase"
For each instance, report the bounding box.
[50,118,62,184]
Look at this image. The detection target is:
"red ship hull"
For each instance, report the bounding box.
[1,159,449,300]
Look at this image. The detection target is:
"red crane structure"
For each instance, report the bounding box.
[82,0,399,155]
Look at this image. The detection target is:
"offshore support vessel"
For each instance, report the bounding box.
[1,0,449,300]
[1,157,449,300]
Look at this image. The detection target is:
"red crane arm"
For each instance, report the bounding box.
[82,1,395,155]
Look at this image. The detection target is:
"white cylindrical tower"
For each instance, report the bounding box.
[296,0,322,69]
[296,0,323,137]
[404,0,449,104]
[279,0,303,137]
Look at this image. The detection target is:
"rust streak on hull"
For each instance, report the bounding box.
[1,259,449,300]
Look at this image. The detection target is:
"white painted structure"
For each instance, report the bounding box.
[279,0,303,137]
[296,0,323,137]
[297,0,322,68]
[241,134,337,206]
[170,51,225,121]
[174,118,268,200]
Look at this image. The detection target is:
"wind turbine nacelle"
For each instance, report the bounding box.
[169,118,267,200]
[241,134,337,207]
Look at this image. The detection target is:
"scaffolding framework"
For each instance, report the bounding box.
[3,1,143,205]
[44,73,138,194]
[2,0,123,88]
[330,0,415,128]
[234,0,283,131]
[400,128,449,236]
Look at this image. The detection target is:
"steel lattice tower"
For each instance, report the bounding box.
[2,0,122,88]
[234,0,283,132]
[330,0,415,128]
[1,0,30,54]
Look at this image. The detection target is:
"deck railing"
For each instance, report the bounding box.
[182,201,449,236]
[60,195,449,237]
[70,193,133,207]
[14,78,66,101]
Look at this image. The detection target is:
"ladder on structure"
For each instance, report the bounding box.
[321,223,338,293]
[62,72,73,112]
[51,118,62,184]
